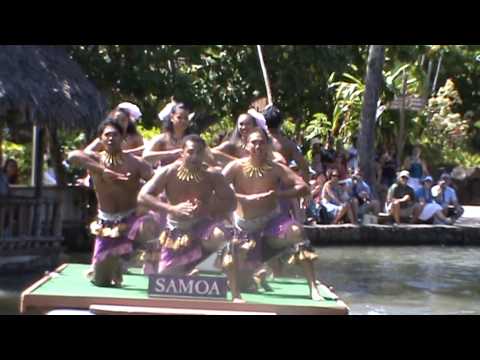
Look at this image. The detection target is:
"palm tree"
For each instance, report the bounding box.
[359,45,385,194]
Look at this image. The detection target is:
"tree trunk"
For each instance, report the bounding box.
[396,70,408,165]
[359,45,385,196]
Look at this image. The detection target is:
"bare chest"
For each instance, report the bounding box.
[166,175,214,204]
[234,169,279,195]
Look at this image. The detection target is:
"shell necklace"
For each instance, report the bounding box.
[243,160,273,178]
[176,164,204,184]
[100,151,123,168]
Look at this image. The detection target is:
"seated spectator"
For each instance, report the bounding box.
[386,170,416,224]
[346,169,380,223]
[413,176,453,225]
[321,169,357,224]
[432,173,464,222]
[3,158,19,185]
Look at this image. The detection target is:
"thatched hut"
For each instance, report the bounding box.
[0,45,107,188]
[0,45,107,258]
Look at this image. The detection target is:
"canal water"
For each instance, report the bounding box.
[1,247,480,315]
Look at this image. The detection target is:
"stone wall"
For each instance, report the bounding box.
[306,224,480,246]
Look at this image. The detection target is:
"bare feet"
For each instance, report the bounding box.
[85,268,94,280]
[310,285,325,301]
[187,268,200,276]
[233,297,246,304]
[253,271,274,292]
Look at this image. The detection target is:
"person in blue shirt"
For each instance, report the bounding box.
[413,176,453,224]
[403,145,429,192]
[432,173,464,222]
[345,169,380,222]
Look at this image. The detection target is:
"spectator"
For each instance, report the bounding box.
[403,145,429,192]
[322,136,337,172]
[346,169,380,223]
[3,158,19,185]
[347,136,359,172]
[386,170,416,224]
[432,173,464,222]
[378,147,398,188]
[413,176,453,225]
[321,168,357,224]
[310,138,325,176]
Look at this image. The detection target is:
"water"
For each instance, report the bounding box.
[1,247,480,315]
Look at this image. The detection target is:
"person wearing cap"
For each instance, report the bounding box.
[386,170,416,224]
[143,102,193,168]
[413,176,453,224]
[84,103,145,157]
[432,173,464,222]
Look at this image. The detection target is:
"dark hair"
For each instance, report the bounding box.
[229,113,256,144]
[182,134,207,151]
[111,108,139,137]
[97,117,124,138]
[3,158,19,184]
[263,105,283,130]
[164,102,193,136]
[247,127,272,144]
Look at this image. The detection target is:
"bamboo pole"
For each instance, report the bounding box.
[256,45,274,106]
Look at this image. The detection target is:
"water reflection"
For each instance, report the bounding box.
[1,247,480,315]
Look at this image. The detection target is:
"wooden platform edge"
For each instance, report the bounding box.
[20,263,69,314]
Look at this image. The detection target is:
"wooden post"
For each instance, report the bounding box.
[32,123,45,197]
[31,112,45,237]
[257,45,274,106]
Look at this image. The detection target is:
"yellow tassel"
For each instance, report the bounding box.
[223,254,233,268]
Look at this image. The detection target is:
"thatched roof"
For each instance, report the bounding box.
[0,45,106,131]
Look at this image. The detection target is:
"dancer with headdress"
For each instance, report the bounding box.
[85,102,145,157]
[212,111,286,167]
[143,102,193,168]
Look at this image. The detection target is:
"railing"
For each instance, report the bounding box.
[0,196,63,255]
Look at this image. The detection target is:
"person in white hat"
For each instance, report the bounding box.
[413,176,453,224]
[386,170,416,224]
[143,102,193,168]
[84,104,145,157]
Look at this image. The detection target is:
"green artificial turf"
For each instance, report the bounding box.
[32,264,340,308]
